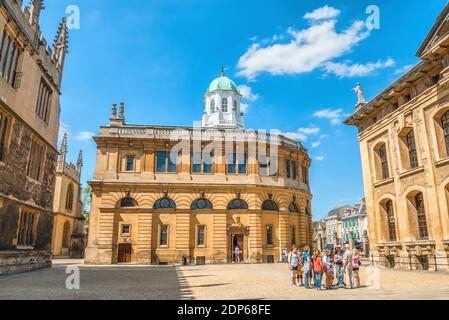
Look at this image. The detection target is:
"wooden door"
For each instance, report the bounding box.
[118,243,132,263]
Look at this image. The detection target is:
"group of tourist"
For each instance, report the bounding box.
[287,244,361,290]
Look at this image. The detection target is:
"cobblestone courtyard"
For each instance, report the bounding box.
[1,260,449,300]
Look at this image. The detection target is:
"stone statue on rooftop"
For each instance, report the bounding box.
[353,83,366,106]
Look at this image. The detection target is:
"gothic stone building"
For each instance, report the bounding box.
[51,134,85,258]
[0,0,68,274]
[86,72,313,265]
[345,3,449,270]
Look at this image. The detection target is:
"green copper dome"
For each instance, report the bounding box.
[207,70,240,95]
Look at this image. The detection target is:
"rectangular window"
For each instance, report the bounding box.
[17,211,37,247]
[237,153,247,174]
[406,131,419,169]
[35,79,53,123]
[126,156,135,171]
[121,224,131,236]
[203,151,213,174]
[227,153,236,174]
[192,152,201,174]
[156,151,167,173]
[160,225,168,246]
[379,145,390,180]
[291,161,297,180]
[0,35,11,77]
[27,139,45,181]
[302,166,309,185]
[285,160,291,179]
[197,225,206,246]
[290,225,296,245]
[259,153,277,177]
[167,152,177,173]
[0,110,8,161]
[266,225,273,246]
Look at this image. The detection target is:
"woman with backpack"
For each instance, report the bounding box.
[334,247,344,288]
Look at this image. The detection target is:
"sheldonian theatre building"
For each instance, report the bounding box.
[85,71,313,265]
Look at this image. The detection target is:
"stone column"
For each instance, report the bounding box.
[333,232,338,248]
[349,231,355,250]
[317,234,322,251]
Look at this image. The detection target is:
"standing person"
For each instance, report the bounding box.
[313,250,324,291]
[334,247,344,288]
[302,246,312,289]
[343,244,353,289]
[287,245,300,287]
[234,245,240,263]
[296,249,304,286]
[352,249,361,288]
[322,249,333,290]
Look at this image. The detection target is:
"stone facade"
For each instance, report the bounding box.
[51,134,85,258]
[0,0,68,274]
[86,73,313,265]
[345,3,449,270]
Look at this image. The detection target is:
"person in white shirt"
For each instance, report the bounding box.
[342,244,353,289]
[287,245,300,287]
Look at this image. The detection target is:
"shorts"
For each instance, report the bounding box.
[296,268,303,276]
[291,266,298,271]
[352,267,359,272]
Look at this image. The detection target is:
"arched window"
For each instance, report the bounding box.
[191,198,213,210]
[262,200,278,211]
[227,199,248,210]
[406,130,419,169]
[120,196,137,208]
[65,184,74,211]
[442,110,449,155]
[153,197,176,209]
[210,99,215,113]
[415,193,429,240]
[379,144,390,180]
[222,98,228,112]
[289,202,299,213]
[385,200,397,241]
[62,221,70,248]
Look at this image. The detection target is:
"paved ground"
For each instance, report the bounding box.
[0,260,449,300]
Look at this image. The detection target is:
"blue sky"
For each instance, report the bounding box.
[38,0,446,219]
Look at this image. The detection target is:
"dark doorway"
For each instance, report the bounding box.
[232,235,244,262]
[118,243,132,263]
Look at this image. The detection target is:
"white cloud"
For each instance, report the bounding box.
[323,58,395,78]
[315,155,325,161]
[283,127,320,141]
[75,131,95,141]
[394,64,414,75]
[298,127,320,135]
[311,141,321,148]
[313,108,346,126]
[238,85,259,102]
[58,122,70,141]
[304,5,341,21]
[236,14,370,80]
[240,103,249,113]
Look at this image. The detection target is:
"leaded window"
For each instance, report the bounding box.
[154,197,176,209]
[442,111,449,155]
[156,150,177,173]
[262,200,278,211]
[120,197,136,208]
[379,144,390,180]
[160,225,168,246]
[385,200,396,242]
[406,131,419,169]
[0,110,8,161]
[227,199,249,210]
[197,225,206,246]
[266,225,274,246]
[222,98,228,112]
[17,211,37,246]
[191,198,213,210]
[65,183,74,211]
[415,193,429,240]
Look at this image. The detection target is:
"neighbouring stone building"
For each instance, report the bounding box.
[85,71,313,265]
[51,133,85,258]
[345,3,449,270]
[0,0,68,274]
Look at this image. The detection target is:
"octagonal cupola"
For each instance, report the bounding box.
[202,68,244,129]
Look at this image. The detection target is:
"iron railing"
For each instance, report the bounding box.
[370,253,449,271]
